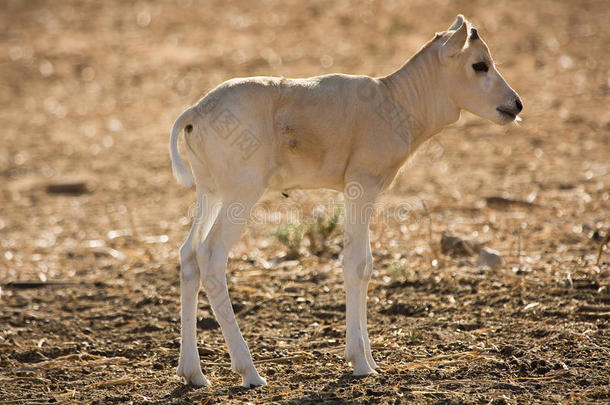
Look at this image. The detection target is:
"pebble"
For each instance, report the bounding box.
[477,247,503,269]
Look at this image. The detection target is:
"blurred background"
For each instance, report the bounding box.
[1,0,608,403]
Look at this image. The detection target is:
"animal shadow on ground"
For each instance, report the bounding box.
[157,372,372,404]
[278,372,376,404]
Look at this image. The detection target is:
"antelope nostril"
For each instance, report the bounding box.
[515,98,523,113]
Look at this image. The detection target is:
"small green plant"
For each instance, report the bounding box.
[271,224,305,259]
[272,206,343,259]
[306,206,342,256]
[406,328,425,342]
[388,262,407,276]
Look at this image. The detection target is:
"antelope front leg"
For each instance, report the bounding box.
[360,249,377,370]
[343,180,378,375]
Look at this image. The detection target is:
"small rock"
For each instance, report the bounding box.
[45,177,90,195]
[485,196,537,210]
[441,233,477,256]
[477,247,503,268]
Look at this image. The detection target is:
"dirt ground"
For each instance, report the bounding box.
[1,0,609,403]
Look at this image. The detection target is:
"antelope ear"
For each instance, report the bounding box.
[440,21,468,59]
[448,14,465,31]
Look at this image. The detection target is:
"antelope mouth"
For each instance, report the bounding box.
[496,107,517,120]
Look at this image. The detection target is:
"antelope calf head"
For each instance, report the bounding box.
[439,15,522,124]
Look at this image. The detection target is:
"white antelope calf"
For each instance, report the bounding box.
[169,15,522,387]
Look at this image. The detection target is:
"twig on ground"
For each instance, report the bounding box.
[596,233,609,266]
[13,353,129,372]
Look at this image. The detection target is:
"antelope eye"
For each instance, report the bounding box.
[472,62,489,72]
